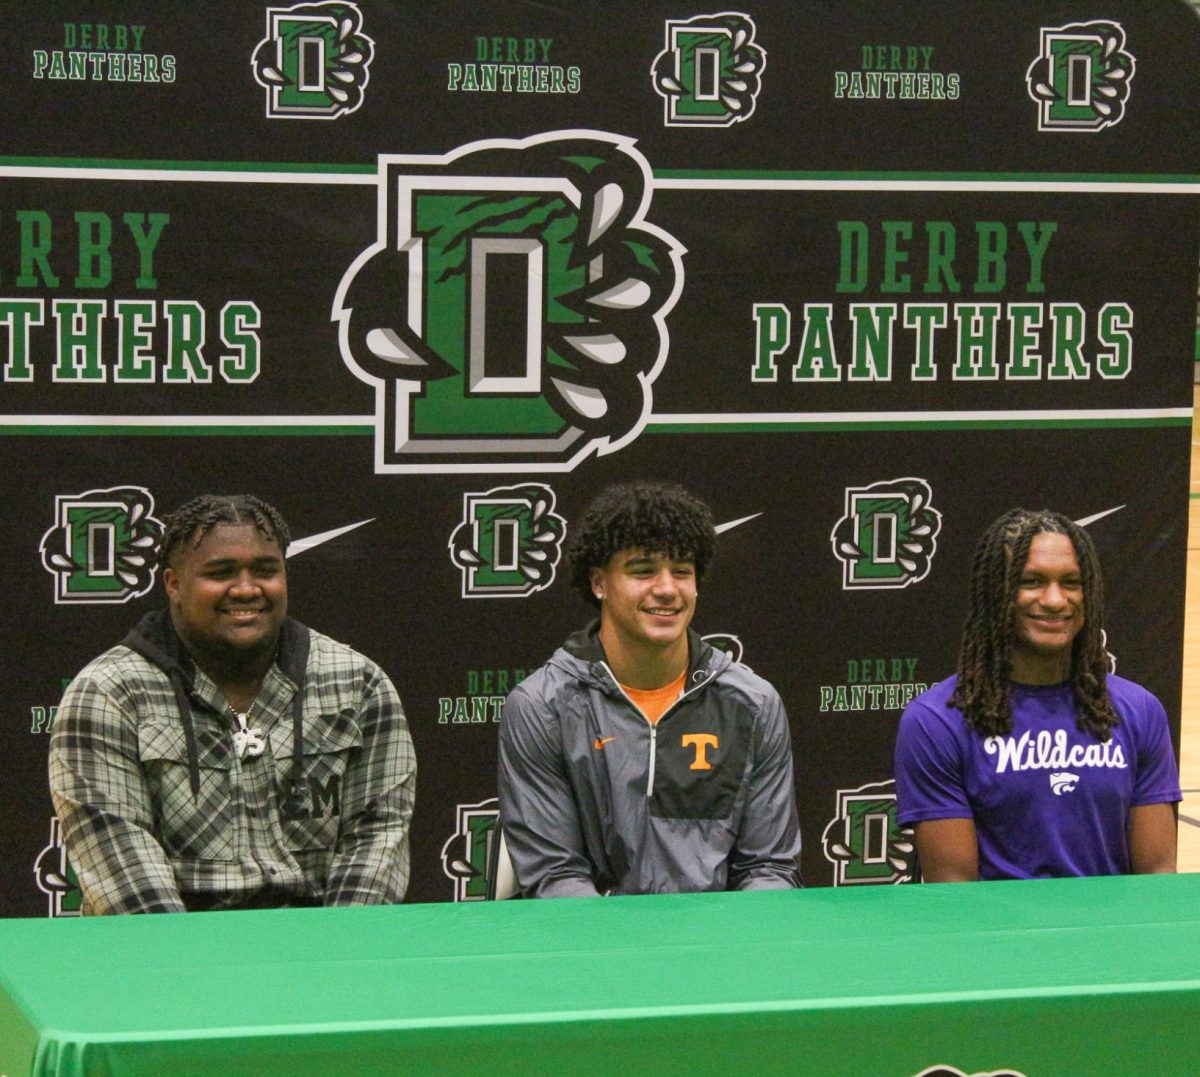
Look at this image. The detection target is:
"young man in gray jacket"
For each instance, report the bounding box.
[498,480,801,897]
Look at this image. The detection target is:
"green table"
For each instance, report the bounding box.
[2,875,1198,1076]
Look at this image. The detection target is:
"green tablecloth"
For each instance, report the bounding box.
[1,874,1198,1076]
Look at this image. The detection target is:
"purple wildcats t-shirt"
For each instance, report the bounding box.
[894,674,1181,880]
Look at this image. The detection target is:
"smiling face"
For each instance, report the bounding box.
[592,547,696,686]
[1009,530,1085,684]
[163,522,287,670]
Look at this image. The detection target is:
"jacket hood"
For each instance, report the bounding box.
[555,620,731,690]
[121,609,310,686]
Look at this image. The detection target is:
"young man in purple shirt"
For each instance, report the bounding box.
[894,507,1180,881]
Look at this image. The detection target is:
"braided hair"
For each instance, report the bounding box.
[568,481,716,608]
[950,508,1119,740]
[158,494,291,572]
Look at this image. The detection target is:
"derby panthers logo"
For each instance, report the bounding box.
[440,798,501,901]
[34,818,82,917]
[252,2,374,120]
[1026,21,1135,132]
[702,632,744,666]
[821,780,916,885]
[1102,628,1116,674]
[831,478,941,590]
[39,487,163,604]
[333,130,684,473]
[913,1068,1027,1077]
[449,484,566,598]
[652,13,766,127]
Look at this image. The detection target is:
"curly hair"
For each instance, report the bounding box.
[158,495,291,572]
[950,507,1119,740]
[568,481,717,608]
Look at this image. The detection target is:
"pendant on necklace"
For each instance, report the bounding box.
[231,709,266,758]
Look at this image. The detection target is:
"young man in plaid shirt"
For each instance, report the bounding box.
[49,494,416,914]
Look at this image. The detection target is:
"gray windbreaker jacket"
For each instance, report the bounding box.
[497,624,801,897]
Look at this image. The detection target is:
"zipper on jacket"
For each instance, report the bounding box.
[646,723,657,797]
[645,669,719,797]
[597,660,716,799]
[595,661,658,797]
[656,668,716,725]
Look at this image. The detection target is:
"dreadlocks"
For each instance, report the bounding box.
[951,507,1119,741]
[568,481,716,608]
[158,495,291,573]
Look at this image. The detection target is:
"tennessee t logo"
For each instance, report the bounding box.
[682,733,718,770]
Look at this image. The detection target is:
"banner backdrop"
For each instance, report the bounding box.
[3,1,1199,914]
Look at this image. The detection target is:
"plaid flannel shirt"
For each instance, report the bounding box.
[49,626,416,914]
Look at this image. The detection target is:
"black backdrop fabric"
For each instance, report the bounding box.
[4,1,1199,914]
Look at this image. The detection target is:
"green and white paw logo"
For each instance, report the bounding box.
[440,798,500,901]
[831,478,941,590]
[333,130,684,473]
[913,1068,1027,1077]
[39,487,162,604]
[821,780,916,886]
[449,484,565,598]
[1026,21,1134,132]
[252,2,374,120]
[652,12,766,127]
[34,819,82,917]
[702,633,743,666]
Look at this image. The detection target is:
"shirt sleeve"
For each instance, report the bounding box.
[729,687,802,891]
[498,682,601,898]
[1129,689,1182,807]
[894,698,973,826]
[323,666,416,905]
[48,673,186,915]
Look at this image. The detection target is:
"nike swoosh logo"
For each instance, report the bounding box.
[1074,505,1125,528]
[715,512,762,535]
[593,736,616,750]
[286,519,375,558]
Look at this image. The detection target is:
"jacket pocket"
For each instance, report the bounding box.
[138,721,234,861]
[274,711,363,852]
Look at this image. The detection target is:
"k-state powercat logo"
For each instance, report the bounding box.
[333,130,684,473]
